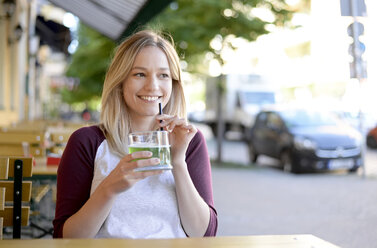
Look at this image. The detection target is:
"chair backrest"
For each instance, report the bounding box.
[0,130,46,157]
[0,157,33,239]
[1,120,48,132]
[49,132,72,156]
[50,132,71,144]
[0,185,5,239]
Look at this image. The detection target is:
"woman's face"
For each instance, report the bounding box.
[123,46,172,120]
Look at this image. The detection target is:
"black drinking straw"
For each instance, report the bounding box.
[159,102,163,131]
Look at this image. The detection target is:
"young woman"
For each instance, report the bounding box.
[53,30,217,238]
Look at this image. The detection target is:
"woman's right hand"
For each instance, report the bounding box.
[62,151,162,238]
[98,151,162,197]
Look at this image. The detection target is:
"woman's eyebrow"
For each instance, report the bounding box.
[131,66,147,71]
[131,66,170,71]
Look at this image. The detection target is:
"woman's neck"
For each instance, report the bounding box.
[130,115,156,132]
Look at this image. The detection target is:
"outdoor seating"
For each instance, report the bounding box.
[0,119,84,158]
[0,120,83,238]
[49,131,72,156]
[0,157,33,239]
[0,130,46,158]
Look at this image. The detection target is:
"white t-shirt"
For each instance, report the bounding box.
[90,140,186,238]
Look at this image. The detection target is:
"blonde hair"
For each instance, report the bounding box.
[100,30,186,157]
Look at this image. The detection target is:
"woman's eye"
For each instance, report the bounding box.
[134,73,145,77]
[161,73,170,79]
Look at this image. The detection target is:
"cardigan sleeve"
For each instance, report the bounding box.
[53,126,105,238]
[185,130,218,236]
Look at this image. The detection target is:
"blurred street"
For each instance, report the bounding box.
[198,123,377,177]
[197,124,377,248]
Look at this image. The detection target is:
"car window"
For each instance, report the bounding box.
[267,113,284,129]
[255,112,268,127]
[280,110,338,127]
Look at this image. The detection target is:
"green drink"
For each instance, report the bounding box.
[128,131,172,172]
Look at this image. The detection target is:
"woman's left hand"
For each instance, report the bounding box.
[156,114,197,166]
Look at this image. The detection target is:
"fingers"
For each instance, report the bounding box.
[105,151,164,195]
[185,123,197,134]
[156,115,190,132]
[134,157,160,169]
[129,158,163,178]
[125,151,153,161]
[121,151,161,172]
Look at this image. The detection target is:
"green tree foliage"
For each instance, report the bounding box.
[61,25,116,103]
[63,0,307,103]
[150,0,299,72]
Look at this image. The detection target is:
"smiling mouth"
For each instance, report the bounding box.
[139,96,161,102]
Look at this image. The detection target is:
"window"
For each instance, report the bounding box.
[267,113,284,129]
[255,112,268,127]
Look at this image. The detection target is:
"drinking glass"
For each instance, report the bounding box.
[128,131,172,172]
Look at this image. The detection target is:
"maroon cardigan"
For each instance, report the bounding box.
[53,126,217,238]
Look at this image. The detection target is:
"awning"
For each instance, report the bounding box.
[35,15,71,54]
[47,0,172,41]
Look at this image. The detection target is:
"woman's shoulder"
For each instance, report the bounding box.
[62,125,106,163]
[71,125,105,139]
[191,129,206,144]
[186,129,207,154]
[68,124,106,146]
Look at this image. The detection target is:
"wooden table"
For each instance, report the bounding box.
[32,158,58,178]
[32,165,58,177]
[0,235,339,247]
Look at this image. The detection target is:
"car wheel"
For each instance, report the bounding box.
[348,165,360,173]
[348,167,358,173]
[280,150,300,174]
[209,123,217,137]
[366,135,377,149]
[248,142,258,163]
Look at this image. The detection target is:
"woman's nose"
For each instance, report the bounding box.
[145,75,159,90]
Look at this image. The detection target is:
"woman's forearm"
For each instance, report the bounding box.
[173,162,210,237]
[62,185,116,238]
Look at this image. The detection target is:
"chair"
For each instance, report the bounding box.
[0,157,33,239]
[0,127,58,238]
[49,132,71,156]
[0,130,46,157]
[0,181,5,239]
